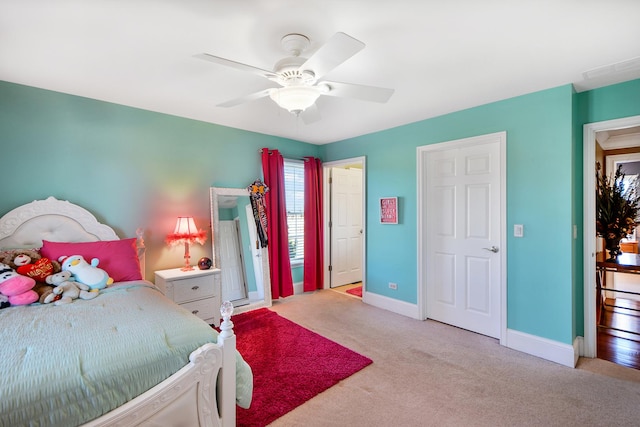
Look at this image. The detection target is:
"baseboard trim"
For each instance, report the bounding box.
[506,328,578,368]
[362,291,421,319]
[575,336,584,365]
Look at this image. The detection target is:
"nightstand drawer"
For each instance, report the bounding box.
[181,298,216,322]
[172,275,215,303]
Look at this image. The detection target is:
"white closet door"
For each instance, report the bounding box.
[425,135,503,338]
[330,167,363,287]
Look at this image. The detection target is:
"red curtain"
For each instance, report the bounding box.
[303,157,324,291]
[261,148,294,299]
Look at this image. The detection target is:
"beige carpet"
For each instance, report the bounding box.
[266,289,640,426]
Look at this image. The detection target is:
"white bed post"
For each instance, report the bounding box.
[218,301,236,427]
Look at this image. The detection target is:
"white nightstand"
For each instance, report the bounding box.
[154,268,221,326]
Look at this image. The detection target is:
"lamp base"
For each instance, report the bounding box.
[181,242,193,271]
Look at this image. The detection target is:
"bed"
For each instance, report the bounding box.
[0,197,252,427]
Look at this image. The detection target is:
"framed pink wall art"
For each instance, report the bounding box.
[379,197,398,224]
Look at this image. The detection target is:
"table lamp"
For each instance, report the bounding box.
[166,216,207,271]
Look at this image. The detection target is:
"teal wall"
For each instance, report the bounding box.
[322,84,577,344]
[291,265,304,284]
[0,81,320,279]
[321,79,640,345]
[571,86,582,341]
[2,77,639,348]
[577,79,640,124]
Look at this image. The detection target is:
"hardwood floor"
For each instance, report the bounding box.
[597,298,640,370]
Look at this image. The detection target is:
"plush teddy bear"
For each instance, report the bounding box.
[1,249,62,304]
[58,255,113,290]
[44,271,99,305]
[0,262,38,306]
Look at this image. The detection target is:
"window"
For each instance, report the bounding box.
[284,159,304,263]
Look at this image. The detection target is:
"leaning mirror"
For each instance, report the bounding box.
[210,187,272,311]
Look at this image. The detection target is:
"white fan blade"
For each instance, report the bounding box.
[194,53,278,80]
[300,32,365,80]
[217,88,272,108]
[301,104,322,124]
[321,81,394,103]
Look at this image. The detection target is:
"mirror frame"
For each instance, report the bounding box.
[210,187,272,312]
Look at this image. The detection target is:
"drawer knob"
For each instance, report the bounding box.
[192,310,199,315]
[191,285,200,291]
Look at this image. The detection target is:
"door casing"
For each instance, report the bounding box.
[583,115,640,358]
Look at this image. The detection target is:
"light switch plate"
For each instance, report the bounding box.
[514,224,524,237]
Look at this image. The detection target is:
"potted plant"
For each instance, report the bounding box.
[596,163,640,261]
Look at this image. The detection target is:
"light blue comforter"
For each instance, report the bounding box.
[0,282,252,427]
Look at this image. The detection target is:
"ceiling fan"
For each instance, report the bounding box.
[194,32,394,122]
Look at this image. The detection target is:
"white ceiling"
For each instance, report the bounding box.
[1,1,639,145]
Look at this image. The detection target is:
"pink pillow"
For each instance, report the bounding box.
[40,238,142,282]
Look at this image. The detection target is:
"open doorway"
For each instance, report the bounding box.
[323,157,366,294]
[584,115,640,368]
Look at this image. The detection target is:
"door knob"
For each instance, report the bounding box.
[483,246,499,253]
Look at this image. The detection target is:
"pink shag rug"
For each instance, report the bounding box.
[232,308,372,426]
[346,285,363,298]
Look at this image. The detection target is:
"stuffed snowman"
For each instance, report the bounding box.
[58,255,113,290]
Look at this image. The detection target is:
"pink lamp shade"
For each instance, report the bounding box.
[174,217,197,236]
[166,216,207,271]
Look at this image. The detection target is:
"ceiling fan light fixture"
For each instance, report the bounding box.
[269,85,321,115]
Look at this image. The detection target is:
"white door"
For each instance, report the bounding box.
[424,134,503,338]
[219,220,248,302]
[331,167,363,287]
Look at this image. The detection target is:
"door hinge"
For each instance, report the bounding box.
[328,265,332,272]
[329,177,332,184]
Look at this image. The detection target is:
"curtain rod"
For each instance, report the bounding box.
[258,148,316,162]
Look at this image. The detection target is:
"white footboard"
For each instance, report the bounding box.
[84,302,237,427]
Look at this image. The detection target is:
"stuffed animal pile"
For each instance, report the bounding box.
[0,251,111,309]
[1,249,61,304]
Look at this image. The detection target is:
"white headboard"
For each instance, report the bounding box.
[0,196,145,278]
